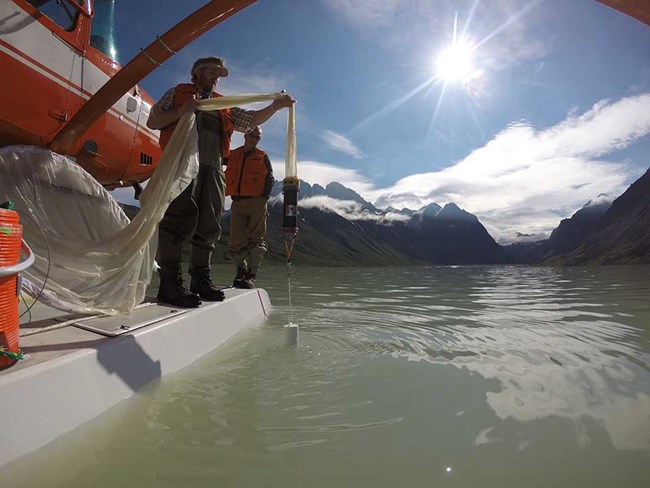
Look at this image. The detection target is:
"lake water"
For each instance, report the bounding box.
[4,265,650,487]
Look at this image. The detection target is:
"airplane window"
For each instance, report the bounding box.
[27,0,82,32]
[90,0,119,62]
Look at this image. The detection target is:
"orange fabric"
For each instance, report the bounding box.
[225,147,268,197]
[158,83,234,155]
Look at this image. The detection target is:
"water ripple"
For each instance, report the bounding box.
[259,417,405,433]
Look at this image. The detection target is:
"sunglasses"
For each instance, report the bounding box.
[247,133,261,140]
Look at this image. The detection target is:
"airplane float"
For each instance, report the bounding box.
[0,0,647,194]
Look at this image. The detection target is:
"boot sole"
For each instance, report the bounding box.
[190,290,225,302]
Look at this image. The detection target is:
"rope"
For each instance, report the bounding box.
[286,261,294,324]
[19,302,157,338]
[18,315,98,338]
[0,347,24,361]
[284,234,297,262]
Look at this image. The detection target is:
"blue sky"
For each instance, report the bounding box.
[112,0,650,243]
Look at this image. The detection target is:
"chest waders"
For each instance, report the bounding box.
[156,111,227,306]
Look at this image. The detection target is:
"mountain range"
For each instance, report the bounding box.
[120,166,650,267]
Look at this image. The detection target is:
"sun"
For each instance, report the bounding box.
[436,41,474,83]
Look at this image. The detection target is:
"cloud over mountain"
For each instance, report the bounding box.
[300,196,408,222]
[288,94,649,243]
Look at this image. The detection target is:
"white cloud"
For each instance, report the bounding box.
[113,89,650,246]
[301,196,409,223]
[320,130,365,159]
[272,160,375,196]
[324,0,402,27]
[325,0,548,72]
[369,94,650,243]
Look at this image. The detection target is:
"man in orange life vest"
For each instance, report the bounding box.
[224,126,273,288]
[147,56,294,308]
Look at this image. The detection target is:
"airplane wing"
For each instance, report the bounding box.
[49,0,647,154]
[595,0,650,25]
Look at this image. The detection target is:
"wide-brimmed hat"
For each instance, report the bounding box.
[191,56,229,78]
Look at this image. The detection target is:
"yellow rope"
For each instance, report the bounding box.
[284,235,297,261]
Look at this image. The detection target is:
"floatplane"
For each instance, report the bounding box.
[0,0,646,469]
[0,0,277,469]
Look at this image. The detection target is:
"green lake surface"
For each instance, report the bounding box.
[5,265,650,487]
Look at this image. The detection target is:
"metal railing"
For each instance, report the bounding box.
[0,240,35,277]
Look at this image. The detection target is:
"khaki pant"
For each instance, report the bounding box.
[228,197,268,274]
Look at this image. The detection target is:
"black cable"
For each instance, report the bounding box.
[20,290,32,324]
[15,209,51,321]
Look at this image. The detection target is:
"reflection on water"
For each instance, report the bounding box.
[4,265,650,487]
[388,267,650,451]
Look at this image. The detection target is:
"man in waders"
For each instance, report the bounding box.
[147,56,294,308]
[224,126,273,289]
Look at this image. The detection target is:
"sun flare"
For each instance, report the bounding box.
[436,42,474,83]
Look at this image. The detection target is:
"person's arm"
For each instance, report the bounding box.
[263,154,274,199]
[250,94,295,127]
[146,91,199,130]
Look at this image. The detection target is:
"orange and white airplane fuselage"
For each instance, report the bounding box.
[0,0,161,187]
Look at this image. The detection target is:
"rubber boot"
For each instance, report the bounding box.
[233,266,249,289]
[158,275,201,308]
[242,271,257,289]
[190,271,225,301]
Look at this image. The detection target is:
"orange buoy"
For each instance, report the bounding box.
[0,208,23,368]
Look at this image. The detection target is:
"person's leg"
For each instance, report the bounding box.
[189,165,225,301]
[243,197,269,288]
[156,181,201,307]
[229,200,251,288]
